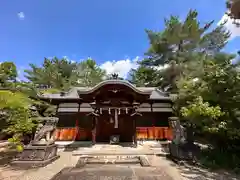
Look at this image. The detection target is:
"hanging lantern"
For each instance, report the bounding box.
[118,108,121,115]
[100,108,102,114]
[108,108,111,114]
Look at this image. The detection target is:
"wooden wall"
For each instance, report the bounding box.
[136,127,172,140]
[54,112,172,141]
[54,113,92,141]
[135,112,172,140]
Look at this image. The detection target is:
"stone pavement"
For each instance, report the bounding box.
[1,143,238,180]
[0,151,184,180]
[0,151,79,180]
[72,143,168,156]
[49,165,175,180]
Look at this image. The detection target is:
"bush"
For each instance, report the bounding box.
[199,148,240,173]
[7,135,24,152]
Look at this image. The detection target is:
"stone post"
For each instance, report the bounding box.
[168,117,182,159]
[168,117,181,144]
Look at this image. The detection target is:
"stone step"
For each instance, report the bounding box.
[72,150,169,156]
[86,158,140,164]
[73,152,155,155]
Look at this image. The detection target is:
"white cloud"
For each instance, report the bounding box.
[218,13,240,39]
[99,57,170,79]
[62,56,76,63]
[16,66,25,81]
[17,12,25,20]
[100,57,140,79]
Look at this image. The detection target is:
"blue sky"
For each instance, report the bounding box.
[0,0,239,79]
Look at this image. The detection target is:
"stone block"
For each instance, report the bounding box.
[11,144,59,168]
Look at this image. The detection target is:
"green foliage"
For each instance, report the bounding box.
[40,88,61,94]
[24,57,106,90]
[0,90,31,110]
[199,148,240,172]
[8,135,24,152]
[129,66,161,87]
[131,10,230,92]
[24,57,78,90]
[0,90,39,149]
[128,9,240,170]
[180,96,224,121]
[76,58,106,87]
[0,62,18,87]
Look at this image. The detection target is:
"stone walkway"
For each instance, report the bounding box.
[0,151,79,180]
[0,152,183,180]
[0,144,239,180]
[72,143,168,156]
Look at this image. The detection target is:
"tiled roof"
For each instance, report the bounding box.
[38,80,171,100]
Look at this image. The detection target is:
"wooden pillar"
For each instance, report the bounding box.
[153,119,156,141]
[133,117,137,147]
[75,102,80,141]
[75,119,79,141]
[92,117,97,144]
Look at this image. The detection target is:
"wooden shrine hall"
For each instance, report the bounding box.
[39,79,173,145]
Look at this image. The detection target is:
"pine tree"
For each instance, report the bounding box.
[131,10,230,92]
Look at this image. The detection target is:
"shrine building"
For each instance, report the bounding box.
[38,79,173,145]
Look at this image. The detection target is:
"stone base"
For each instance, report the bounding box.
[11,143,59,169]
[11,155,60,169]
[169,142,200,161]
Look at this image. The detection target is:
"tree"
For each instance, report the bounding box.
[129,66,161,87]
[180,96,224,144]
[24,57,78,90]
[75,58,106,87]
[131,10,230,92]
[25,57,106,90]
[175,52,240,149]
[0,62,17,87]
[0,90,39,151]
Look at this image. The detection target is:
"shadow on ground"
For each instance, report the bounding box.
[63,142,93,152]
[178,163,240,180]
[0,150,18,167]
[155,153,240,180]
